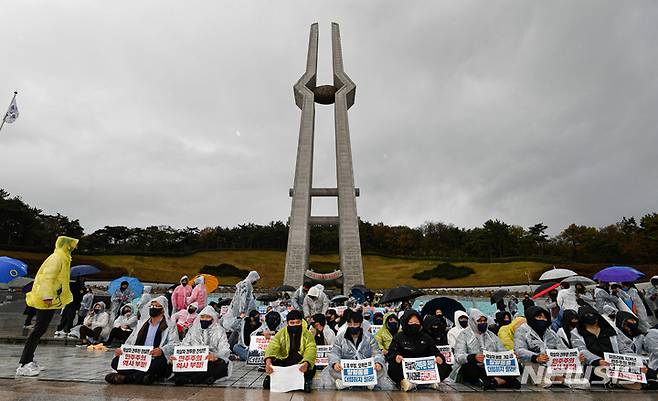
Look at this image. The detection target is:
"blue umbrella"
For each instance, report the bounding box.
[70,265,101,278]
[593,266,645,283]
[108,276,144,298]
[0,256,28,284]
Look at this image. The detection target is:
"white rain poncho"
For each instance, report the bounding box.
[83,301,111,339]
[451,308,506,380]
[124,296,178,358]
[136,286,152,320]
[302,284,330,317]
[113,303,138,330]
[230,271,260,317]
[181,305,231,363]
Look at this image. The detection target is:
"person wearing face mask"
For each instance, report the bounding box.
[514,306,567,386]
[292,282,312,311]
[230,271,260,319]
[556,309,579,348]
[111,281,136,319]
[616,311,658,390]
[570,305,633,384]
[447,310,469,349]
[374,312,400,354]
[490,311,512,335]
[106,304,138,347]
[361,310,372,334]
[622,282,650,326]
[136,286,153,321]
[232,309,264,361]
[387,310,444,391]
[263,310,317,393]
[309,313,336,346]
[647,276,658,322]
[329,312,385,390]
[79,302,111,345]
[423,315,453,380]
[186,276,207,310]
[325,309,339,332]
[171,302,199,339]
[545,289,560,321]
[498,316,526,350]
[260,311,284,339]
[508,296,519,317]
[106,296,179,385]
[452,308,520,390]
[172,276,192,312]
[170,305,231,385]
[522,293,535,310]
[303,284,330,320]
[574,283,593,307]
[372,312,384,326]
[557,281,579,312]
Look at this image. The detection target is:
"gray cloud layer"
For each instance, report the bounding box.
[1,1,657,235]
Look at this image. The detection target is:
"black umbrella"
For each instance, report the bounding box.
[381,285,426,304]
[531,282,560,299]
[421,297,466,320]
[273,285,296,292]
[490,289,509,304]
[257,293,279,303]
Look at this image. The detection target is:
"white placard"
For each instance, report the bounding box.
[604,352,646,384]
[436,345,454,365]
[340,358,378,387]
[247,336,271,366]
[172,346,209,372]
[484,350,520,376]
[117,345,152,372]
[547,349,581,375]
[334,306,347,316]
[220,305,230,316]
[369,325,382,334]
[402,356,441,384]
[316,345,332,366]
[270,364,305,393]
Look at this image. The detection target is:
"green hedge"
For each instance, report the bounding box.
[412,262,475,280]
[200,263,249,279]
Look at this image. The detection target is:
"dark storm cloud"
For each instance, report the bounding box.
[0,1,656,235]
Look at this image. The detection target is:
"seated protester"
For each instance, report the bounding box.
[447,310,469,348]
[232,309,264,361]
[362,310,373,334]
[423,315,453,379]
[601,304,618,327]
[329,312,385,390]
[452,308,521,390]
[571,305,633,384]
[325,309,339,332]
[106,296,178,385]
[514,306,568,386]
[106,304,138,346]
[79,302,111,345]
[260,311,284,339]
[170,305,231,386]
[171,302,199,339]
[263,310,317,393]
[374,312,400,355]
[616,311,658,389]
[489,311,512,335]
[309,313,336,346]
[556,310,579,348]
[372,312,384,326]
[498,316,525,350]
[386,310,444,392]
[432,308,454,329]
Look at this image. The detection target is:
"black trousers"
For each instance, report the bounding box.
[56,304,78,333]
[172,359,229,384]
[19,309,55,365]
[458,361,488,384]
[79,326,103,341]
[111,355,170,382]
[387,360,451,386]
[270,358,316,383]
[23,306,37,326]
[106,328,132,346]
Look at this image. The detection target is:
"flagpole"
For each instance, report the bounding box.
[0,91,18,134]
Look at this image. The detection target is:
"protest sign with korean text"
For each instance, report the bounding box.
[484,350,520,376]
[604,352,646,384]
[315,345,332,367]
[340,358,378,387]
[247,336,271,366]
[172,346,209,372]
[547,349,581,375]
[436,345,454,365]
[118,345,152,372]
[402,356,440,384]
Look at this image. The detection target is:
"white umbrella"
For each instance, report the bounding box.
[539,267,577,281]
[561,275,595,286]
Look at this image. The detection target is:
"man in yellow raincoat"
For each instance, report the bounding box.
[17,236,79,377]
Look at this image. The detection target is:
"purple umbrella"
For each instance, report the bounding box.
[593,266,644,283]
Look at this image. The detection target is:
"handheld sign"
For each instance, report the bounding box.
[436,345,454,365]
[271,365,304,392]
[316,345,332,367]
[172,346,209,372]
[334,306,347,316]
[118,345,152,372]
[484,351,520,376]
[546,349,581,375]
[369,325,382,334]
[340,358,378,387]
[604,352,646,384]
[247,335,271,366]
[402,356,440,384]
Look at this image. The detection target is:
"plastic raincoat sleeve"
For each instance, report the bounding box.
[513,325,538,361]
[570,330,600,365]
[453,330,471,365]
[321,293,330,314]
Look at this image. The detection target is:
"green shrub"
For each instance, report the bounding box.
[412,262,475,280]
[200,263,250,279]
[308,261,340,274]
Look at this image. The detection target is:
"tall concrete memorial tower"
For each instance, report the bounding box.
[284,23,364,294]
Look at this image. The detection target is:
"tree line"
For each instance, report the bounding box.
[1,188,657,263]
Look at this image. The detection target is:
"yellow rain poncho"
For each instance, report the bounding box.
[26,236,79,310]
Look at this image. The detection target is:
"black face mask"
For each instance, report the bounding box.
[348,327,362,336]
[477,323,488,333]
[188,307,196,314]
[94,309,102,314]
[436,314,444,319]
[529,319,549,337]
[386,321,399,334]
[404,324,421,335]
[503,319,511,325]
[149,307,163,317]
[459,319,469,328]
[287,325,302,335]
[200,320,212,329]
[122,309,132,315]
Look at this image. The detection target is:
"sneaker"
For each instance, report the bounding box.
[31,361,44,371]
[16,363,40,377]
[105,373,127,385]
[506,378,522,390]
[54,331,64,338]
[67,333,79,339]
[400,379,415,392]
[366,384,375,391]
[335,378,347,390]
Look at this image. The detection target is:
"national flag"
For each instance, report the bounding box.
[3,97,19,123]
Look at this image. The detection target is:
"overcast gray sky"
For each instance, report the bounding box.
[1,1,657,235]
